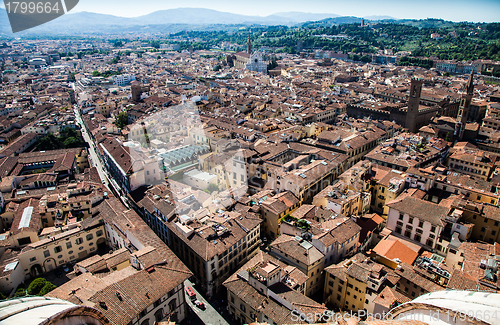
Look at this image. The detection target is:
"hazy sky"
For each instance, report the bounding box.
[65,0,500,22]
[1,0,499,22]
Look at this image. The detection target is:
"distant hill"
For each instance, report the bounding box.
[363,15,397,21]
[0,8,334,35]
[0,8,476,37]
[133,8,293,25]
[273,12,340,22]
[393,18,458,28]
[300,16,364,27]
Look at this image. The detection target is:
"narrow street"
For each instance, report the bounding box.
[74,106,130,208]
[184,280,230,325]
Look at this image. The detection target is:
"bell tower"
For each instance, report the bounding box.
[405,77,423,133]
[454,72,474,140]
[247,33,252,54]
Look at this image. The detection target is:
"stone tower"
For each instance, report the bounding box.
[247,33,252,54]
[454,72,474,140]
[405,77,423,133]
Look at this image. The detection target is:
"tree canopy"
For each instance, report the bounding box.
[26,278,57,296]
[114,112,129,129]
[36,127,85,151]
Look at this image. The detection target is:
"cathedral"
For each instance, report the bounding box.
[234,34,267,74]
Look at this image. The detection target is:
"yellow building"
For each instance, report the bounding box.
[406,165,500,206]
[448,146,496,181]
[448,198,500,244]
[75,148,90,171]
[258,191,300,239]
[336,160,404,216]
[313,185,364,216]
[371,171,405,216]
[224,251,325,325]
[18,217,106,278]
[269,234,324,297]
[324,254,388,312]
[96,101,116,117]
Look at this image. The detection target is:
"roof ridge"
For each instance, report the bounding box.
[156,265,193,276]
[292,302,325,308]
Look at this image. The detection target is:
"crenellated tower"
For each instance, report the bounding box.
[405,77,423,133]
[454,72,474,140]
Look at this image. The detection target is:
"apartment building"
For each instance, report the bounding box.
[312,218,361,266]
[386,196,449,250]
[204,147,248,191]
[48,247,189,325]
[446,198,500,244]
[96,100,117,117]
[313,185,364,216]
[365,134,445,172]
[323,254,388,313]
[393,263,445,299]
[336,159,405,215]
[405,165,500,205]
[257,191,300,239]
[136,188,262,297]
[448,145,497,181]
[314,125,388,167]
[371,170,405,215]
[224,251,326,325]
[0,215,106,293]
[478,103,500,137]
[100,137,161,193]
[265,155,348,203]
[18,216,106,279]
[279,212,361,267]
[113,73,136,87]
[269,234,324,296]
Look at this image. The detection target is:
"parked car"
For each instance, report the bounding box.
[185,286,196,301]
[62,265,70,273]
[194,300,205,310]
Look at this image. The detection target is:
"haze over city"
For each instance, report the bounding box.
[0,0,499,22]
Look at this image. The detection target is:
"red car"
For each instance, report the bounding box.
[185,286,196,301]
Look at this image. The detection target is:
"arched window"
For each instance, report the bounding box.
[169,298,177,312]
[155,309,164,322]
